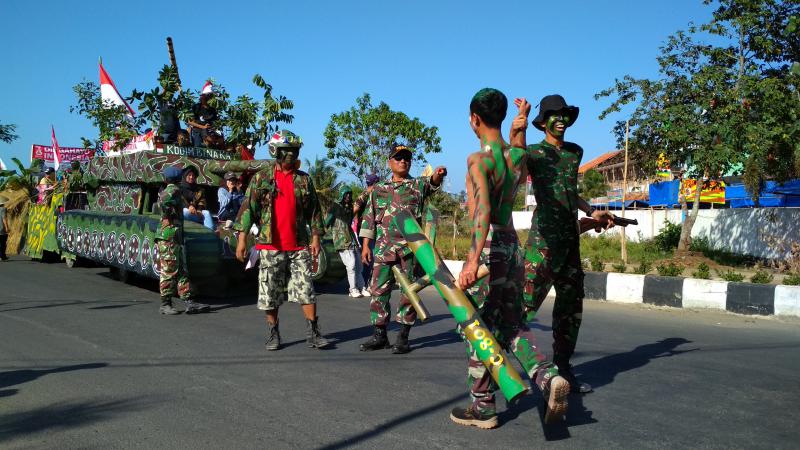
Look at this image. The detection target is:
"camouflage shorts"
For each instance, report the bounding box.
[257,249,315,311]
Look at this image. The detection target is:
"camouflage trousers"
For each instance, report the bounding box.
[158,240,191,300]
[463,229,558,415]
[258,249,315,311]
[523,232,585,366]
[368,252,418,327]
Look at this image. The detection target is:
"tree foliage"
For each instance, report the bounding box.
[580,169,609,199]
[304,156,338,213]
[76,67,294,153]
[0,121,18,143]
[324,93,442,181]
[0,158,44,196]
[595,0,799,251]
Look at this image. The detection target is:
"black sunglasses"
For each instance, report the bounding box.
[392,152,412,162]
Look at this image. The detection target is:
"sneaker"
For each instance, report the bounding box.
[360,288,371,298]
[349,289,362,298]
[543,375,570,424]
[449,406,498,429]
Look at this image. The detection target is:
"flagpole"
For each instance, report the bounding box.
[621,120,630,265]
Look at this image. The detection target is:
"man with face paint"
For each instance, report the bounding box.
[359,144,447,354]
[324,185,367,297]
[451,88,569,428]
[523,95,614,394]
[234,130,330,351]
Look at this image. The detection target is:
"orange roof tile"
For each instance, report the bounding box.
[579,150,622,174]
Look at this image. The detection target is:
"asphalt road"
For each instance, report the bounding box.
[2,255,800,449]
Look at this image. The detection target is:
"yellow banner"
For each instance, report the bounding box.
[679,179,726,204]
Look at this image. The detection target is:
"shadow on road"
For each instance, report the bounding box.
[575,337,697,391]
[0,397,152,443]
[316,392,468,450]
[325,314,454,346]
[0,363,108,394]
[411,329,461,350]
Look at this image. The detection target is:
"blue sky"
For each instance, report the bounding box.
[0,0,711,190]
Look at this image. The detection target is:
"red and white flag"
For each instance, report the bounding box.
[201,80,213,95]
[51,125,62,170]
[99,61,135,118]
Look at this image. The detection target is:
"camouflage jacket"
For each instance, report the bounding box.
[156,183,186,242]
[526,140,583,244]
[324,202,356,251]
[359,176,438,261]
[180,184,207,211]
[234,161,323,246]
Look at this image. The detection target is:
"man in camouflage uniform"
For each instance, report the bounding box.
[451,88,569,428]
[234,130,330,351]
[65,160,87,210]
[324,185,369,298]
[359,144,447,354]
[156,166,210,315]
[523,95,613,393]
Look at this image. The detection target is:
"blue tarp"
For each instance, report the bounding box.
[649,180,681,207]
[722,180,800,208]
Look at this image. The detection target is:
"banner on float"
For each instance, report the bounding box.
[679,179,726,204]
[31,144,94,169]
[162,145,235,160]
[102,130,155,153]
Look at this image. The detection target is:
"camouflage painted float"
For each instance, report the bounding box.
[26,145,344,294]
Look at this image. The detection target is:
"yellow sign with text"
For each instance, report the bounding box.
[679,179,726,204]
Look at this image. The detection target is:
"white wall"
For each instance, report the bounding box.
[511,208,800,261]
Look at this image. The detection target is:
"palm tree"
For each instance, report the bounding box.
[304,156,338,213]
[0,158,43,198]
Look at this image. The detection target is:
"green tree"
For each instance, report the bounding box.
[324,93,442,181]
[595,0,799,252]
[305,156,338,213]
[0,158,44,197]
[580,169,609,199]
[0,121,18,143]
[71,80,145,151]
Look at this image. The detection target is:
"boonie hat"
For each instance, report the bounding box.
[532,94,580,131]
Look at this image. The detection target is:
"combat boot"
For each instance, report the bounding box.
[306,318,331,349]
[449,406,498,429]
[159,297,180,315]
[183,299,211,314]
[543,375,570,424]
[265,322,281,351]
[555,356,593,394]
[359,326,390,351]
[391,324,412,354]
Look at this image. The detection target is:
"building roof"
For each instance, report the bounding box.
[579,150,622,174]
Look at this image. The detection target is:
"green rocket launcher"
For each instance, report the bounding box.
[392,211,528,402]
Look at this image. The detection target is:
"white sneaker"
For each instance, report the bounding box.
[349,289,362,298]
[361,288,371,298]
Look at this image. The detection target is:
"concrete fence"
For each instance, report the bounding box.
[511,207,800,261]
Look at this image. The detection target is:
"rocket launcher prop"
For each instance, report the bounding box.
[393,265,490,322]
[392,210,528,403]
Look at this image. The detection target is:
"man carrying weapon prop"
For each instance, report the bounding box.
[393,89,571,430]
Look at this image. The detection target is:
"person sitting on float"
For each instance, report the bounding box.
[179,166,214,230]
[37,167,56,204]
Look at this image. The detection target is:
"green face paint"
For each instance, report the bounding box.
[545,114,571,137]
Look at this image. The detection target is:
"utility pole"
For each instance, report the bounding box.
[621,120,630,264]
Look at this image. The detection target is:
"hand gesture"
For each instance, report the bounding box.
[432,166,448,186]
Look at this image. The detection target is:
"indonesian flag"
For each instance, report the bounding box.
[201,81,213,95]
[99,61,135,118]
[51,125,62,171]
[240,145,254,161]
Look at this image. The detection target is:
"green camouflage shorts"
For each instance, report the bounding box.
[258,248,315,311]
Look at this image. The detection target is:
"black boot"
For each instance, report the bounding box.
[265,322,281,351]
[555,356,592,394]
[183,299,210,314]
[391,324,412,354]
[306,317,331,349]
[159,297,180,315]
[359,326,390,351]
